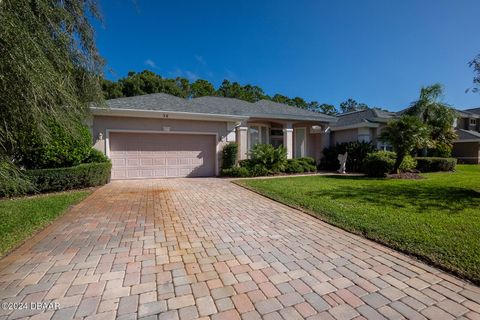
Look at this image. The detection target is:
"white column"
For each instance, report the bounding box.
[236,126,249,160]
[283,123,293,159]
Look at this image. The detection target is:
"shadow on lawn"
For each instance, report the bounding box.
[306,182,480,213]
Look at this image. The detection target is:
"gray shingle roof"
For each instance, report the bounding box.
[101,93,336,122]
[457,129,480,140]
[463,108,480,117]
[333,108,395,127]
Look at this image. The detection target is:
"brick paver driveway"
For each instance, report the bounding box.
[1,179,480,320]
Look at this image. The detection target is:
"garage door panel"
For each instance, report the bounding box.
[109,132,215,179]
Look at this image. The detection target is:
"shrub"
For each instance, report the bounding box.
[250,164,270,177]
[399,155,417,172]
[321,141,375,172]
[26,162,111,193]
[285,159,305,174]
[249,144,287,173]
[18,122,93,169]
[363,151,395,177]
[220,167,251,178]
[364,151,419,177]
[415,157,457,172]
[221,143,238,169]
[0,160,33,197]
[297,157,317,172]
[84,148,109,163]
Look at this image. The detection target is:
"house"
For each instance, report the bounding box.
[329,108,396,149]
[452,108,480,164]
[90,93,337,179]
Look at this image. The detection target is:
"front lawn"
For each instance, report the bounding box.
[0,191,91,256]
[237,165,480,284]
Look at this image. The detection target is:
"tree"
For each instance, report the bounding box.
[319,103,338,115]
[0,0,104,158]
[271,94,294,106]
[339,99,369,113]
[469,54,480,93]
[292,97,308,109]
[241,85,266,102]
[380,115,430,173]
[405,84,457,156]
[190,79,216,98]
[102,80,124,99]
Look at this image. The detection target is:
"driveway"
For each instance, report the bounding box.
[0,179,479,320]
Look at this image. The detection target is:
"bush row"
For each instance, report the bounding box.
[363,151,417,177]
[416,157,457,172]
[1,160,111,198]
[221,143,317,177]
[26,162,112,193]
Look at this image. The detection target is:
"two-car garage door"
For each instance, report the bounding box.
[109,132,216,179]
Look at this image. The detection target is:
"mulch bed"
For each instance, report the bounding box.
[387,172,424,179]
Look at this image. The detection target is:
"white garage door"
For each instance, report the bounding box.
[109,132,216,179]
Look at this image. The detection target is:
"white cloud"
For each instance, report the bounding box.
[225,69,238,81]
[185,71,199,81]
[144,59,158,69]
[195,55,207,66]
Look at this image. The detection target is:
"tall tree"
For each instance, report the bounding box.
[102,79,124,99]
[339,99,369,113]
[469,54,480,93]
[405,84,457,156]
[0,0,104,157]
[292,97,308,109]
[271,94,294,106]
[318,103,338,115]
[190,79,216,98]
[380,116,430,173]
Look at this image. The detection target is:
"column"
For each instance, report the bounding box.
[236,126,248,160]
[283,123,293,159]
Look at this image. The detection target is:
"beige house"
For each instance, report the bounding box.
[329,108,396,149]
[90,93,336,179]
[453,108,480,164]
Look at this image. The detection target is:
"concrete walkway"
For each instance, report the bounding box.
[0,178,479,320]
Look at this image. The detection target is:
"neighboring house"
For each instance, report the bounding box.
[329,108,396,149]
[452,108,480,164]
[90,93,337,179]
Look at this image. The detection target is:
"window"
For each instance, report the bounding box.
[248,125,268,150]
[294,127,306,158]
[471,119,477,125]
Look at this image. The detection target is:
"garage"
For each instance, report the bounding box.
[108,132,216,179]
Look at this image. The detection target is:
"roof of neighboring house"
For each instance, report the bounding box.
[455,108,480,118]
[463,107,480,116]
[96,93,336,122]
[456,129,480,141]
[332,108,396,128]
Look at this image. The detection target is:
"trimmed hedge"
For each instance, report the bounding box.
[415,157,457,172]
[222,143,238,169]
[363,151,417,177]
[25,162,112,193]
[220,167,251,178]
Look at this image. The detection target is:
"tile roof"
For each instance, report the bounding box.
[101,93,336,122]
[333,108,395,127]
[456,129,480,141]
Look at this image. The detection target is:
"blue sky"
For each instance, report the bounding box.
[95,0,480,111]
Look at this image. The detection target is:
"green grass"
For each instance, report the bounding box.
[237,165,480,284]
[0,191,91,256]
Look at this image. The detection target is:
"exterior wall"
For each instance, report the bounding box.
[92,115,233,175]
[331,129,359,144]
[452,142,480,164]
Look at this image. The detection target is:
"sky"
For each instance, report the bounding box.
[95,0,480,111]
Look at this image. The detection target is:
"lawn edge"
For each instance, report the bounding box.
[232,178,479,286]
[0,189,93,258]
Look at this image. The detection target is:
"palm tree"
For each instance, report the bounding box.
[405,84,457,156]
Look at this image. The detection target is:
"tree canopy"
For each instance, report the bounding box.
[339,99,369,113]
[470,54,480,93]
[101,70,348,114]
[0,0,104,158]
[381,115,430,173]
[404,84,457,156]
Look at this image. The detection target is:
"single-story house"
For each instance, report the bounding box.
[90,93,337,179]
[453,108,480,164]
[329,108,396,149]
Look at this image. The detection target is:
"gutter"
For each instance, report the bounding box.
[90,107,248,122]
